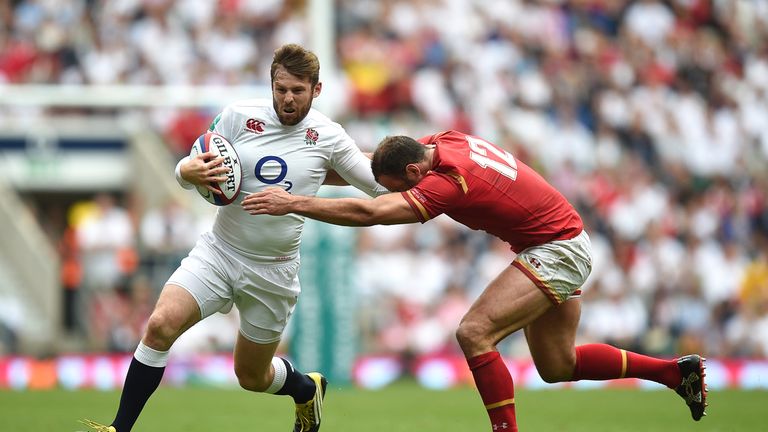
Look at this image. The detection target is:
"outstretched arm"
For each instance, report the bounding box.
[241,188,419,226]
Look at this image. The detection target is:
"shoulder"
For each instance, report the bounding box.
[304,109,346,133]
[303,109,353,147]
[417,130,461,146]
[218,99,280,132]
[434,130,465,143]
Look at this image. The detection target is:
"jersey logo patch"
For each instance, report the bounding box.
[246,118,266,134]
[304,128,319,146]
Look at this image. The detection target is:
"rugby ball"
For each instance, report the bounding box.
[189,132,242,206]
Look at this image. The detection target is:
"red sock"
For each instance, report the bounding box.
[571,344,681,388]
[467,351,517,432]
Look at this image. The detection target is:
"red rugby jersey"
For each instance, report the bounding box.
[401,130,583,253]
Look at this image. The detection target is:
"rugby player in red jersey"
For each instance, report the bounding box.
[243,130,707,431]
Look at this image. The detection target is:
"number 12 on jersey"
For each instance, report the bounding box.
[466,135,518,181]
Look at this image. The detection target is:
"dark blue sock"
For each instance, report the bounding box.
[111,357,165,432]
[275,358,316,403]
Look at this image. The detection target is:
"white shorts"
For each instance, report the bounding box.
[167,232,300,343]
[512,230,593,305]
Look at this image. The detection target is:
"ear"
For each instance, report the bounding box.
[313,82,322,98]
[405,163,422,178]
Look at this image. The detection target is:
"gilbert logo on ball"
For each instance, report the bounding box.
[189,132,243,206]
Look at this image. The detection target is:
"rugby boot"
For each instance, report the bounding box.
[675,354,708,421]
[293,372,327,432]
[79,419,117,432]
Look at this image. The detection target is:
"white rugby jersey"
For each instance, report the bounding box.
[177,99,387,260]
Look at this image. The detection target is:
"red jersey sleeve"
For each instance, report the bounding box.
[417,134,436,145]
[401,172,465,222]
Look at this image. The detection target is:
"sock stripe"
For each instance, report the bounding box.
[620,349,627,378]
[485,398,515,410]
[133,342,169,368]
[265,357,288,394]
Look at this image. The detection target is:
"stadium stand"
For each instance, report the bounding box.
[0,0,767,370]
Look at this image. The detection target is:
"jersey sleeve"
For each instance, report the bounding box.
[176,104,243,191]
[401,172,465,222]
[329,130,388,197]
[209,104,243,142]
[417,134,437,145]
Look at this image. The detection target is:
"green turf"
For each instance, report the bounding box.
[1,381,765,431]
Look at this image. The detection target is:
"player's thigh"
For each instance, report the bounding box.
[232,291,296,391]
[166,233,237,318]
[232,260,300,383]
[233,333,281,389]
[142,283,202,349]
[459,264,553,356]
[234,259,300,344]
[513,231,591,379]
[524,298,581,382]
[152,283,201,328]
[150,237,236,345]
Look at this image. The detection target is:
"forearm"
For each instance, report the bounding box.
[290,196,376,226]
[242,188,418,225]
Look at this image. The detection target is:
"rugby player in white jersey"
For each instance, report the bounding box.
[82,44,387,432]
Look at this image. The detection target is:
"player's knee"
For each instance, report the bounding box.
[143,312,182,350]
[537,367,571,384]
[536,356,576,383]
[235,368,270,392]
[455,319,490,354]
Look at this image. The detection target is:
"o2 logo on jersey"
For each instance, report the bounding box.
[255,156,293,191]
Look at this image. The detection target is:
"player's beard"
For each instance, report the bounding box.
[274,98,312,126]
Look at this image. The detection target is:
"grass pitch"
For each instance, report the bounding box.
[1,381,764,431]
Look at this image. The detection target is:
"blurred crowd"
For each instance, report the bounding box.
[2,0,768,361]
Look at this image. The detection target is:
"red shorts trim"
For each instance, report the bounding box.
[511,261,560,305]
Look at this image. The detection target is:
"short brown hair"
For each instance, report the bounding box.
[371,136,426,181]
[271,44,320,86]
